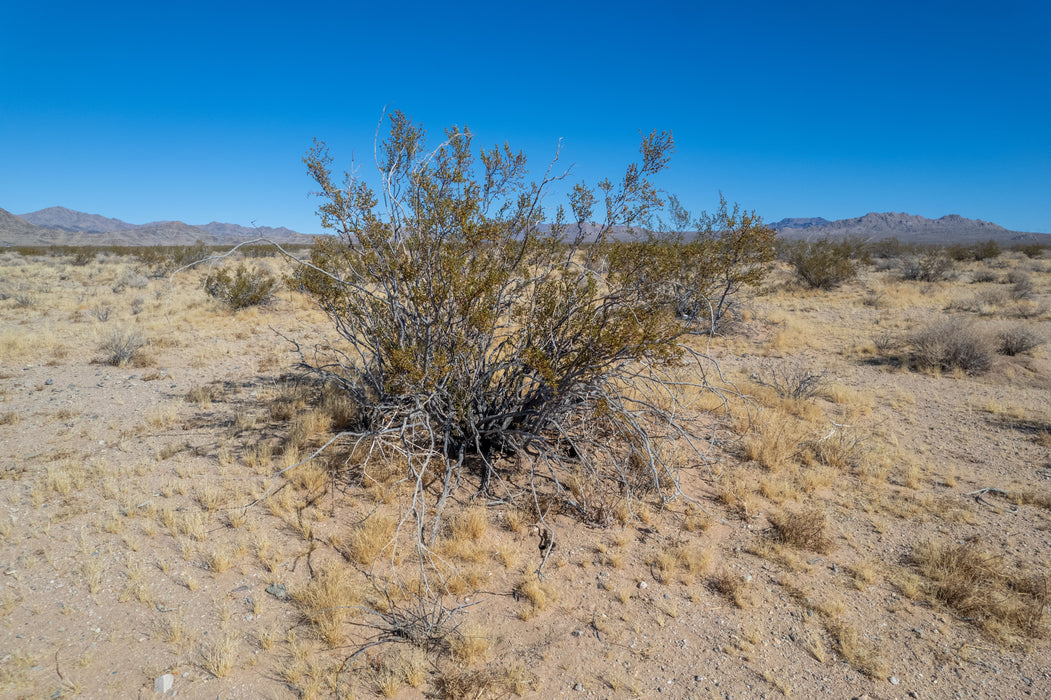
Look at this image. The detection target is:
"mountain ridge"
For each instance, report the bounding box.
[2,206,1049,247]
[769,211,1048,243]
[4,207,317,246]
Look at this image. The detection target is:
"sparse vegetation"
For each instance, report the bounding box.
[784,236,866,289]
[99,328,146,367]
[908,318,995,373]
[1,172,1049,698]
[204,263,278,310]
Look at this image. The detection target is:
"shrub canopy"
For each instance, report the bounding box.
[291,112,761,545]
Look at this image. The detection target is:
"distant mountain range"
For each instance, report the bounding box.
[1,205,1048,247]
[1,206,317,247]
[769,212,1049,244]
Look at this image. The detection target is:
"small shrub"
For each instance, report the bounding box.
[996,325,1044,356]
[909,319,994,373]
[204,263,278,310]
[767,508,832,553]
[99,329,146,367]
[784,237,862,289]
[901,252,954,282]
[1006,271,1034,300]
[90,303,111,322]
[871,330,899,355]
[750,356,827,400]
[113,269,149,293]
[13,293,37,308]
[971,239,1001,261]
[1012,243,1047,259]
[971,268,998,283]
[71,250,95,266]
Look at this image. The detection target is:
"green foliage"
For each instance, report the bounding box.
[134,241,213,275]
[784,237,866,289]
[204,263,278,310]
[292,111,742,537]
[1011,242,1048,259]
[946,240,1000,262]
[651,194,776,332]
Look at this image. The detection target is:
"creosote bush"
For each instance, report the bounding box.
[651,193,776,333]
[291,111,749,563]
[784,237,866,289]
[204,263,278,310]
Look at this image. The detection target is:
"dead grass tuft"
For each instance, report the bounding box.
[341,514,397,565]
[295,565,363,646]
[767,508,833,553]
[910,540,1049,641]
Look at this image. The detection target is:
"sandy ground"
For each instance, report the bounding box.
[1,248,1049,699]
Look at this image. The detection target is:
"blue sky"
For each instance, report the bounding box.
[2,0,1049,233]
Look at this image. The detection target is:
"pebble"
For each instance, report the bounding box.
[573,682,583,691]
[154,673,174,693]
[265,583,288,600]
[638,581,648,589]
[889,676,900,685]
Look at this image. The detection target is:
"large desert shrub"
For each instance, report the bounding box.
[291,112,742,552]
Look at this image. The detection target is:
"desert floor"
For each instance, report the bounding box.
[1,247,1049,699]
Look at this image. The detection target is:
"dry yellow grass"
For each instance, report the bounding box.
[294,565,363,646]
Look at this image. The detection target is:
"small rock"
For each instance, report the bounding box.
[573,682,584,691]
[154,673,174,693]
[572,629,584,637]
[45,378,53,386]
[909,692,919,698]
[889,676,900,685]
[266,583,288,600]
[638,581,648,589]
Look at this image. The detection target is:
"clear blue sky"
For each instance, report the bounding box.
[2,0,1049,233]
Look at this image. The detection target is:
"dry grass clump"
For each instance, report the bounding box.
[710,566,753,608]
[908,318,995,373]
[516,574,557,619]
[743,409,807,472]
[449,623,492,665]
[98,328,146,367]
[767,508,833,553]
[433,663,534,700]
[652,543,713,584]
[339,514,398,565]
[446,508,488,542]
[802,425,867,471]
[295,565,364,646]
[200,633,237,678]
[910,540,1049,642]
[826,622,888,678]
